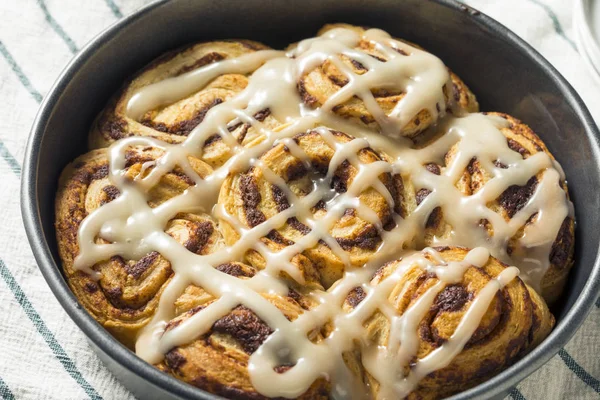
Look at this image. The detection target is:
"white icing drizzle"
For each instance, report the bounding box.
[71,27,573,399]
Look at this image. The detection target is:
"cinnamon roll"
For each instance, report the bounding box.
[407,113,574,304]
[294,23,479,138]
[157,262,330,399]
[344,246,554,400]
[219,128,406,288]
[89,40,280,168]
[55,146,221,347]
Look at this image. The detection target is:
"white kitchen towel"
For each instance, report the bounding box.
[0,0,598,399]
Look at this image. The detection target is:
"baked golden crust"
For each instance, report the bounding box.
[157,262,330,399]
[88,40,279,168]
[295,23,479,138]
[344,246,554,400]
[405,112,574,304]
[55,146,221,348]
[218,128,407,288]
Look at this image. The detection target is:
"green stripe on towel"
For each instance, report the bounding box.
[509,388,526,400]
[0,376,15,400]
[525,0,577,51]
[104,0,123,18]
[0,259,103,400]
[558,348,600,393]
[0,41,43,103]
[0,141,22,177]
[35,0,79,53]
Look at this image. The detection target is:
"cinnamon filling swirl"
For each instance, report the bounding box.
[220,128,405,288]
[55,146,221,347]
[294,24,479,138]
[351,247,553,399]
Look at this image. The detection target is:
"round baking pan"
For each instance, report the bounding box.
[21,0,600,399]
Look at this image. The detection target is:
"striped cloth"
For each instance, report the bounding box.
[0,0,598,399]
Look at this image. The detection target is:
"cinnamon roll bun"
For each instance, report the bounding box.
[89,40,280,168]
[294,23,479,138]
[219,128,407,288]
[407,113,574,304]
[157,262,330,399]
[344,246,554,400]
[55,146,221,347]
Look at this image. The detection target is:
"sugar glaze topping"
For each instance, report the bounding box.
[73,27,572,399]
